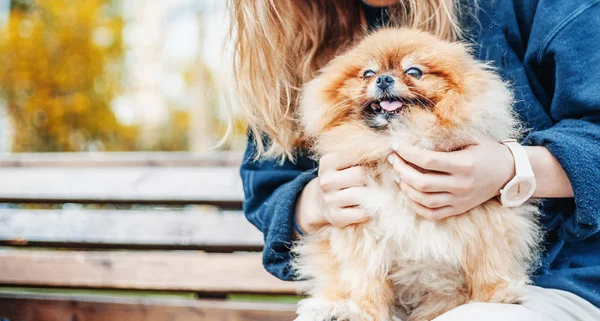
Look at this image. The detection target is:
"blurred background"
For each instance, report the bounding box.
[0,2,299,320]
[0,0,245,154]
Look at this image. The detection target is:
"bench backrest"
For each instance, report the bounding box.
[0,152,299,321]
[0,152,244,207]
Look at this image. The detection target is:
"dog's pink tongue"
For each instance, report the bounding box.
[380,100,403,112]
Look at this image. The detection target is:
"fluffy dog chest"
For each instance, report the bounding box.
[365,186,469,266]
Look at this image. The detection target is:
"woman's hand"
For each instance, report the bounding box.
[295,152,370,235]
[388,136,515,220]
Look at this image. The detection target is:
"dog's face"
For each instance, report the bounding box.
[358,41,464,131]
[301,28,516,159]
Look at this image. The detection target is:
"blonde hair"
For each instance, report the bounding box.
[229,0,466,160]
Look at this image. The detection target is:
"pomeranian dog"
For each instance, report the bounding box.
[293,28,541,321]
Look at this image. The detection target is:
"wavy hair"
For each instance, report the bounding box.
[229,0,467,160]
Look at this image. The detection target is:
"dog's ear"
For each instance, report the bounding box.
[298,75,329,139]
[299,51,365,139]
[466,69,521,142]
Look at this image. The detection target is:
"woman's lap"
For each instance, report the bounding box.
[433,286,600,321]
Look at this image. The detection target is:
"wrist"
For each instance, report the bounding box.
[294,178,327,236]
[525,146,573,198]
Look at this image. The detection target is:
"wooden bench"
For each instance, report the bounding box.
[0,152,299,321]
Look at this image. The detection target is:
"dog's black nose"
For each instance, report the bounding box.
[376,75,395,90]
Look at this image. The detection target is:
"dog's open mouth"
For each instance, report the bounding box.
[363,97,418,129]
[370,99,404,114]
[366,98,408,115]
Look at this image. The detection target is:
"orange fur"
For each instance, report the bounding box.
[293,28,541,321]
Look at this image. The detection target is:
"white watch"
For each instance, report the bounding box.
[499,139,536,207]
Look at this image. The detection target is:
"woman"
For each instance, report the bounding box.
[231,0,600,319]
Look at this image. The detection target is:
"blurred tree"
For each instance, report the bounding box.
[0,0,138,152]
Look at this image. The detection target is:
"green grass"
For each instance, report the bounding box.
[228,294,303,304]
[0,286,302,304]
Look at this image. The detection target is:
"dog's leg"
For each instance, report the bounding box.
[464,244,530,304]
[396,268,469,321]
[294,238,354,321]
[294,230,396,321]
[342,270,396,321]
[463,205,539,304]
[407,290,469,321]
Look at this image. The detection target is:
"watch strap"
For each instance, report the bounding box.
[499,139,536,207]
[502,140,534,177]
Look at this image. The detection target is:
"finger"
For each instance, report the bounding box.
[409,201,457,221]
[319,166,367,192]
[388,154,454,192]
[327,186,368,208]
[326,207,370,228]
[400,181,453,209]
[391,144,458,173]
[319,152,360,173]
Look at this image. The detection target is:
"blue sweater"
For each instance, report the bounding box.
[240,0,600,307]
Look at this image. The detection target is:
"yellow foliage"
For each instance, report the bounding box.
[0,0,138,152]
[0,0,247,152]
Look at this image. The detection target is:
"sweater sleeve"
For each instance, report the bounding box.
[523,3,600,241]
[240,137,318,280]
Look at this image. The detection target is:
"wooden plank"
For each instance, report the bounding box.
[0,167,243,206]
[0,151,242,167]
[0,293,297,321]
[0,209,263,250]
[0,250,299,294]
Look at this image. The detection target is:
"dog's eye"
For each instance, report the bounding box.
[362,70,376,78]
[405,67,423,79]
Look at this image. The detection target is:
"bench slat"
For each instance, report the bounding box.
[0,152,243,167]
[0,293,297,321]
[0,250,298,294]
[0,209,263,250]
[0,167,243,206]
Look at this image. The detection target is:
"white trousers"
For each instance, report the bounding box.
[433,286,600,321]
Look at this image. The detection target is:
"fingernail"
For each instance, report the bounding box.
[387,155,395,165]
[391,143,399,151]
[394,176,401,184]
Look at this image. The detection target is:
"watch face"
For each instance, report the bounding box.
[506,181,533,202]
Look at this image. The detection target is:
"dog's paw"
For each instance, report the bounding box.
[295,298,336,321]
[295,298,379,321]
[487,280,529,304]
